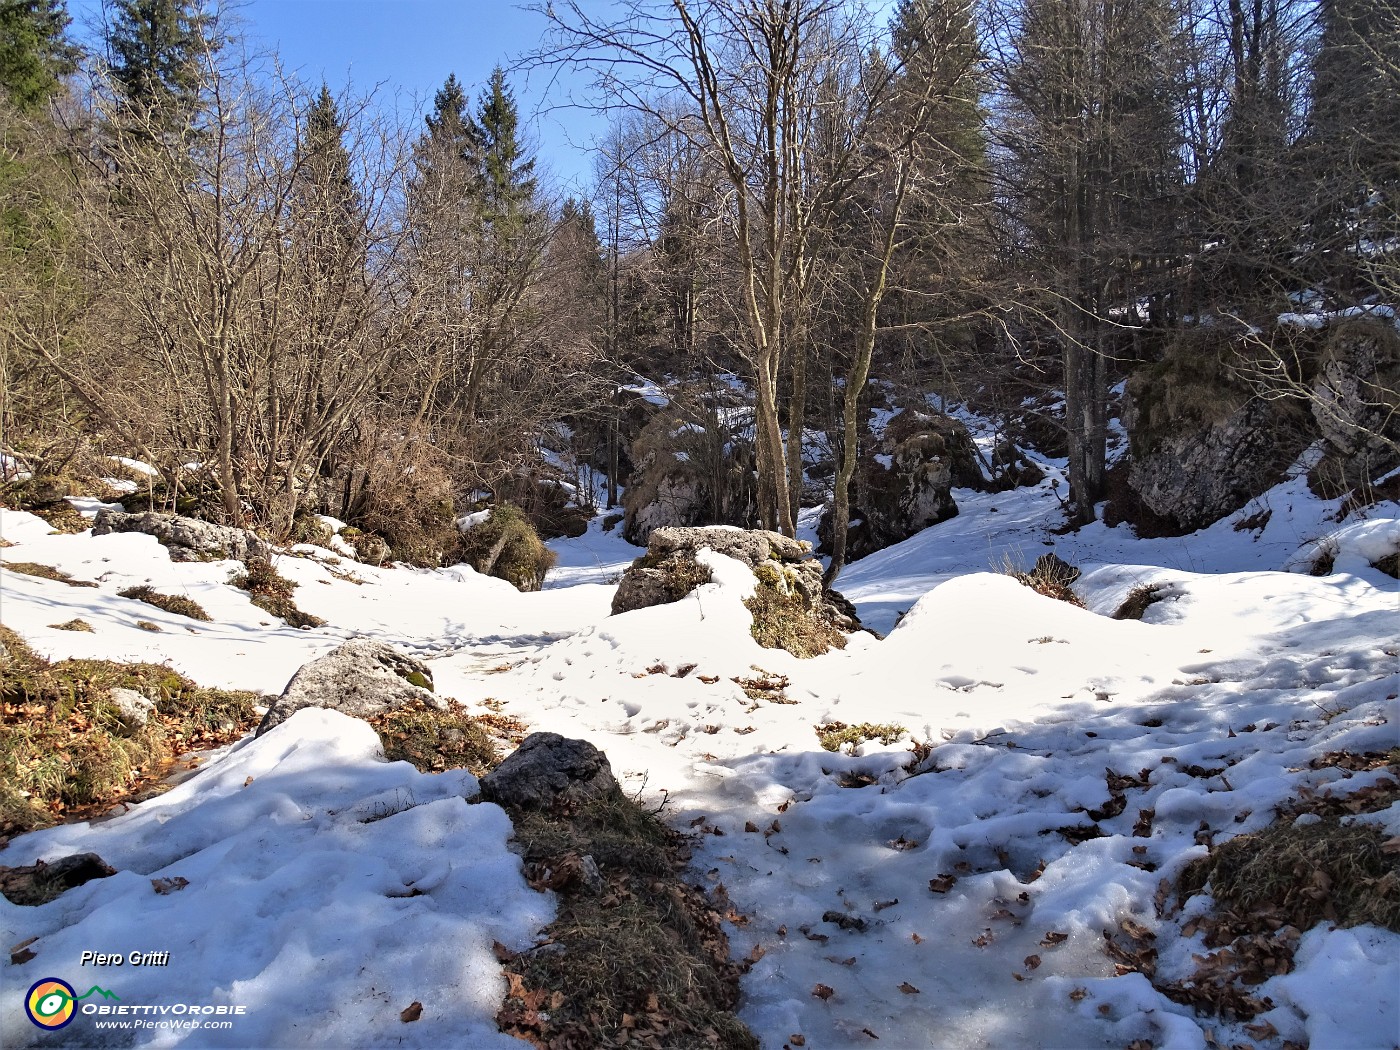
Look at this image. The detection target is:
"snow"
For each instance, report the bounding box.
[2,440,1398,1050]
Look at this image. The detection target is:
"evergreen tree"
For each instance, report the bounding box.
[106,0,214,124]
[292,84,363,275]
[0,0,77,112]
[475,66,538,227]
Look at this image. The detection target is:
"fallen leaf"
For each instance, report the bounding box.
[861,1027,879,1039]
[1040,930,1068,947]
[11,947,36,965]
[242,776,254,787]
[911,932,924,944]
[492,941,515,962]
[898,982,920,994]
[812,984,835,1001]
[400,1002,422,1023]
[1069,988,1089,1002]
[151,876,189,895]
[1382,836,1400,854]
[789,1037,806,1048]
[1245,1021,1279,1040]
[929,873,957,893]
[873,898,899,912]
[1024,954,1041,970]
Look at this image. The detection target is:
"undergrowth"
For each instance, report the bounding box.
[118,585,212,622]
[367,700,498,776]
[497,787,758,1049]
[231,557,325,629]
[0,626,258,837]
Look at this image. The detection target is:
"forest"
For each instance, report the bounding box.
[1,0,1394,580]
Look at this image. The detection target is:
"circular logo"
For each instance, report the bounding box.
[25,978,77,1030]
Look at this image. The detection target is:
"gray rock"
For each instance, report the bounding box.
[610,525,863,652]
[479,732,619,810]
[256,638,443,737]
[1310,317,1400,489]
[109,687,156,729]
[821,410,985,560]
[92,510,273,564]
[1125,396,1311,532]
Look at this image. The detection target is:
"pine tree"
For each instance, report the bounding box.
[0,0,78,112]
[106,0,214,124]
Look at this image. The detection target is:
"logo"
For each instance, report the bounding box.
[24,979,119,1030]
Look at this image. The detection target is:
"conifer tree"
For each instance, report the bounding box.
[106,0,214,125]
[0,0,78,112]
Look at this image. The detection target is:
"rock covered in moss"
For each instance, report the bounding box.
[479,732,619,810]
[256,638,443,737]
[93,509,273,564]
[456,504,556,592]
[611,525,862,657]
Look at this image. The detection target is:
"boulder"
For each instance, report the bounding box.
[611,525,862,656]
[109,687,156,729]
[479,732,619,810]
[822,410,986,560]
[620,407,756,546]
[989,439,1046,490]
[92,510,273,564]
[1123,332,1314,532]
[1309,316,1400,491]
[0,853,116,906]
[256,638,444,737]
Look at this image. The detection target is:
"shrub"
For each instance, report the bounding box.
[231,557,325,629]
[456,504,556,592]
[118,585,212,622]
[1001,552,1085,607]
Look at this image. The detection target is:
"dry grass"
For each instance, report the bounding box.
[1113,582,1172,620]
[367,701,498,776]
[118,585,212,622]
[0,626,258,837]
[497,788,758,1049]
[746,564,846,658]
[2,561,98,587]
[231,557,325,629]
[49,619,94,632]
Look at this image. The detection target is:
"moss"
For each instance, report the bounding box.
[500,787,758,1049]
[118,585,212,622]
[231,557,325,629]
[288,510,335,548]
[368,701,497,776]
[457,504,557,592]
[404,670,433,692]
[816,721,907,754]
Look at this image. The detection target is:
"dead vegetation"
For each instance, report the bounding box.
[816,721,907,754]
[496,787,758,1049]
[0,626,258,838]
[1003,552,1085,607]
[117,585,212,622]
[1,561,98,587]
[231,557,326,629]
[1113,582,1172,620]
[367,700,499,776]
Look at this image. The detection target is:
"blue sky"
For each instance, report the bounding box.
[70,0,606,194]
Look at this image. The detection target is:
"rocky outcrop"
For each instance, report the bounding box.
[1309,316,1400,492]
[256,638,443,737]
[0,853,116,906]
[611,525,861,657]
[93,510,273,564]
[822,410,986,560]
[479,733,619,810]
[1123,333,1314,533]
[620,408,756,546]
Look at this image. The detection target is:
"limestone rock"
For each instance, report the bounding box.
[822,410,986,560]
[109,687,156,729]
[92,510,273,564]
[611,525,862,656]
[1309,316,1400,491]
[479,732,619,810]
[0,853,116,906]
[256,638,443,737]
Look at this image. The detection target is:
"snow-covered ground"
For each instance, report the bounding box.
[1,453,1397,1050]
